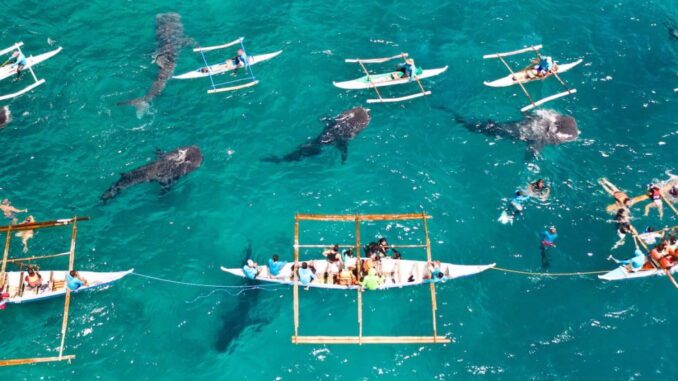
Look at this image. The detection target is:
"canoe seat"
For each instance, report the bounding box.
[52,279,65,291]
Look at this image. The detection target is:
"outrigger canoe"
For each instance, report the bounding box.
[333,66,448,90]
[0,47,62,82]
[599,263,677,281]
[221,259,494,290]
[484,59,583,88]
[2,269,133,304]
[173,50,283,79]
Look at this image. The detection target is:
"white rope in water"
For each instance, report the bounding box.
[130,272,284,289]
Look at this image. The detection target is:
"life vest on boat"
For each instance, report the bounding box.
[0,292,9,310]
[659,256,673,269]
[650,187,661,200]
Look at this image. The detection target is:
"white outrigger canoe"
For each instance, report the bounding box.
[599,263,678,281]
[483,59,583,88]
[221,259,495,290]
[0,43,62,101]
[173,50,283,79]
[333,66,448,90]
[2,269,133,304]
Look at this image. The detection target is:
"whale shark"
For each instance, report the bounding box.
[0,106,10,128]
[101,145,203,201]
[117,13,192,115]
[263,107,371,164]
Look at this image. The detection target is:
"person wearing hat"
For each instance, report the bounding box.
[395,58,417,81]
[1,50,27,77]
[242,259,260,280]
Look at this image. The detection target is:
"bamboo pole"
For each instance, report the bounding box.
[5,251,70,264]
[0,217,89,233]
[421,212,439,341]
[1,225,12,274]
[294,244,427,249]
[402,53,428,96]
[661,193,678,217]
[357,60,384,102]
[497,56,536,109]
[58,218,78,359]
[290,336,451,344]
[355,217,363,345]
[630,224,678,289]
[0,355,75,367]
[296,213,432,222]
[293,215,300,341]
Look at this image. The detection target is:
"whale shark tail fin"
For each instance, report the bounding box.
[337,140,348,164]
[262,143,323,164]
[117,97,150,117]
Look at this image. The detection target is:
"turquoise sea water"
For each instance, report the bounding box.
[0,0,676,379]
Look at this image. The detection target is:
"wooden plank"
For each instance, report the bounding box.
[483,45,543,59]
[345,53,408,64]
[0,217,89,233]
[355,217,362,345]
[293,216,300,338]
[207,80,259,94]
[520,89,576,113]
[296,213,432,222]
[193,37,243,52]
[0,355,75,367]
[366,91,431,104]
[291,336,451,344]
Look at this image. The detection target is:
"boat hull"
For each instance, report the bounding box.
[0,47,63,82]
[598,264,677,281]
[483,59,583,88]
[4,269,133,304]
[173,50,283,79]
[333,66,448,90]
[221,259,494,290]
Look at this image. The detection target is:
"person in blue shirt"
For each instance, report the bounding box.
[511,191,530,212]
[242,259,260,280]
[533,56,555,77]
[609,248,646,272]
[540,226,558,269]
[230,48,249,73]
[3,50,27,77]
[66,270,88,291]
[267,254,287,278]
[425,261,448,283]
[395,58,417,81]
[297,262,315,288]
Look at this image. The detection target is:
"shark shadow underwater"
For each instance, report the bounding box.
[262,107,371,164]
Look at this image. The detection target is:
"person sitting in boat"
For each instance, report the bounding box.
[394,58,417,81]
[380,254,396,284]
[66,270,88,291]
[342,249,357,270]
[609,247,647,273]
[336,267,356,286]
[297,262,316,288]
[533,56,556,77]
[650,242,673,269]
[599,178,633,211]
[529,179,551,200]
[639,227,664,246]
[230,48,249,72]
[3,50,27,77]
[424,261,447,283]
[644,184,664,219]
[0,291,9,310]
[24,268,43,289]
[242,259,260,280]
[376,238,390,256]
[360,268,383,291]
[267,254,287,278]
[0,199,27,219]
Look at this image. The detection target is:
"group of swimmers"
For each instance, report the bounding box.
[600,177,678,272]
[242,237,448,291]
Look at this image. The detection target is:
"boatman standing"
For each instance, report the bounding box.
[2,50,27,77]
[533,56,555,77]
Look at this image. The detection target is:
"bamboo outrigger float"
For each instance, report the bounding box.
[333,53,448,104]
[483,45,582,112]
[284,212,492,345]
[0,217,132,367]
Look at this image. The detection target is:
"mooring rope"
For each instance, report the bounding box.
[490,266,609,277]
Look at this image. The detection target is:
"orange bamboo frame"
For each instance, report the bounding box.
[291,212,450,345]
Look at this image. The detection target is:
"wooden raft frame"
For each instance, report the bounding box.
[0,216,89,367]
[291,212,450,345]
